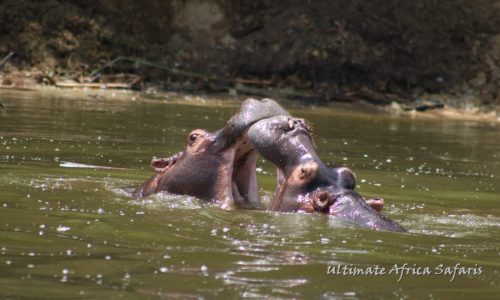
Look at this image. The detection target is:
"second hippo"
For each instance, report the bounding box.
[248,115,405,232]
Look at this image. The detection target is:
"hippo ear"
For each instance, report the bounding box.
[290,161,318,184]
[330,167,356,190]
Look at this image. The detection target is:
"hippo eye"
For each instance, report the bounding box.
[188,133,199,144]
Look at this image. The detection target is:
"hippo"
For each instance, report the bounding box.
[132,98,289,209]
[248,115,405,232]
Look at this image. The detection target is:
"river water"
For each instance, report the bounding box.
[0,89,498,299]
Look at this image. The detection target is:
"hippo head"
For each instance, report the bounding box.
[133,98,289,210]
[248,115,405,232]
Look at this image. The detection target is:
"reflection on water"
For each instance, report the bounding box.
[0,89,498,298]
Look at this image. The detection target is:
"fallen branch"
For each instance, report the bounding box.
[354,88,404,105]
[55,82,138,89]
[89,56,218,81]
[55,73,142,90]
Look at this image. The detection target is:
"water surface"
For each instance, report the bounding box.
[0,89,498,298]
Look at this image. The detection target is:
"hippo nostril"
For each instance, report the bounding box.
[311,191,334,212]
[299,167,307,179]
[287,118,304,130]
[285,118,313,136]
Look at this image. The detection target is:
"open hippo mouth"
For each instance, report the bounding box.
[149,151,183,172]
[133,98,289,209]
[134,130,259,208]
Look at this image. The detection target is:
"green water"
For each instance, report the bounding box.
[0,89,498,299]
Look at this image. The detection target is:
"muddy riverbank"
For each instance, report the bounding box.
[1,0,499,111]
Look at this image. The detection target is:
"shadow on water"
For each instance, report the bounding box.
[0,89,498,298]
